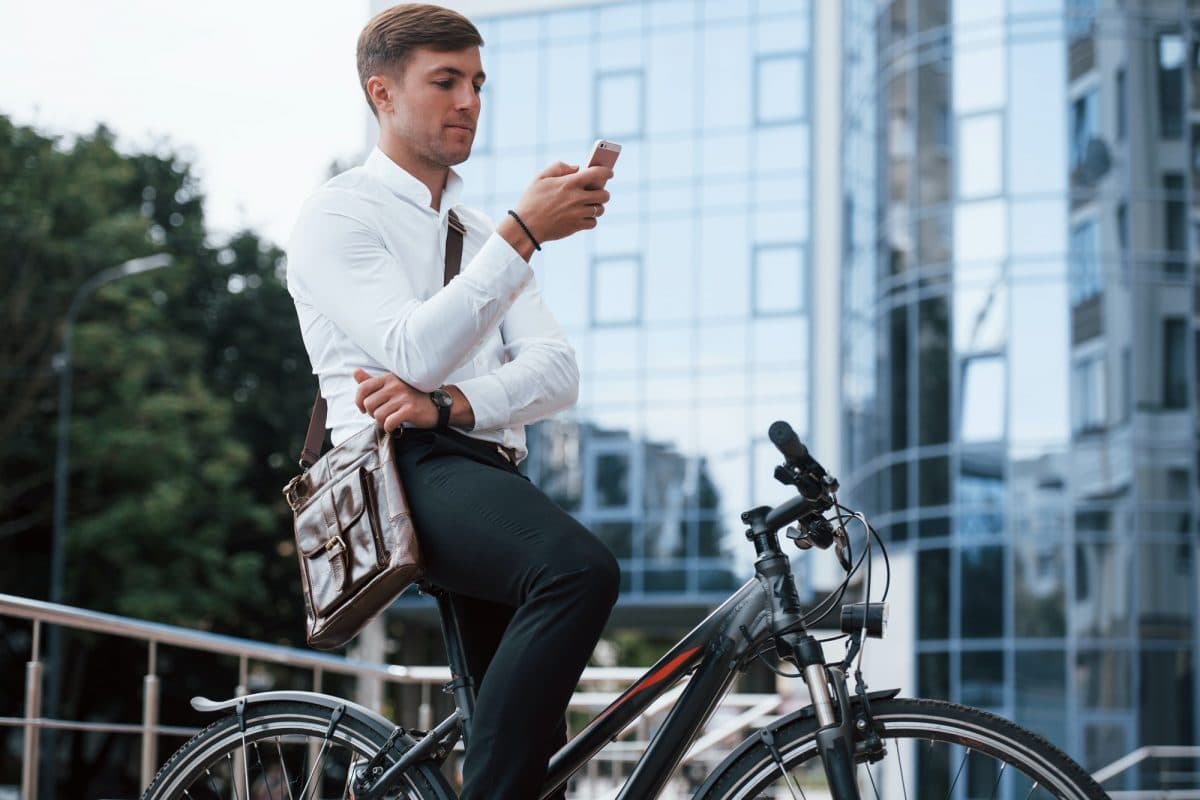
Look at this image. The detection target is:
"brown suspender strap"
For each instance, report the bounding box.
[445,209,465,285]
[298,210,466,469]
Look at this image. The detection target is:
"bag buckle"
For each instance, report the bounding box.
[325,536,345,556]
[283,475,309,511]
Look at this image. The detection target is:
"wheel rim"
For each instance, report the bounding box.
[154,714,424,800]
[722,711,1093,800]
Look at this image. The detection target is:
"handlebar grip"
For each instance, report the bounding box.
[769,421,818,472]
[768,421,806,459]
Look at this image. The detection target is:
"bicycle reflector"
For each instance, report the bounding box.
[840,602,888,639]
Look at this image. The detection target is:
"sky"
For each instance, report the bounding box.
[0,1,377,248]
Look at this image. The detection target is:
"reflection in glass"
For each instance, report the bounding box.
[958,113,1003,198]
[958,448,1005,535]
[919,651,950,699]
[1139,542,1194,640]
[1157,32,1185,139]
[1014,526,1066,637]
[960,355,1005,442]
[918,548,950,639]
[961,650,1004,708]
[1077,650,1132,710]
[961,545,1004,638]
[753,244,805,315]
[1139,649,1193,748]
[1073,538,1132,638]
[591,256,641,326]
[755,53,807,125]
[1015,650,1067,746]
[595,69,643,139]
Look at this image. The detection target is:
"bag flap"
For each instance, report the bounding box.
[294,468,369,557]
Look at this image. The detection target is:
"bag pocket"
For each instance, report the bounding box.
[294,465,385,617]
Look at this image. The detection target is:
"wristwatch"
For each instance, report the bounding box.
[430,388,453,431]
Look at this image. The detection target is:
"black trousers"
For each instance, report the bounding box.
[394,429,620,800]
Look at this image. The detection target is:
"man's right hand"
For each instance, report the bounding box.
[497,162,613,259]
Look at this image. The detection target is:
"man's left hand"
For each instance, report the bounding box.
[353,368,436,432]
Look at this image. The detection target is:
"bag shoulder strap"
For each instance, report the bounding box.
[298,209,466,469]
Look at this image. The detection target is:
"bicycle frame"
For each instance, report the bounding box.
[362,553,801,800]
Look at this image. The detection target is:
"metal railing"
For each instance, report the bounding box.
[1094,746,1200,799]
[0,593,787,799]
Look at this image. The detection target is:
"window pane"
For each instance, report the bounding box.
[702,23,750,130]
[960,356,1005,443]
[960,545,1004,638]
[592,256,641,326]
[1158,33,1184,139]
[1163,317,1188,409]
[1077,650,1132,710]
[1074,538,1133,638]
[958,113,1002,197]
[918,548,950,639]
[592,451,631,508]
[1069,219,1102,305]
[1015,650,1067,745]
[756,53,807,125]
[1014,529,1066,637]
[596,70,643,139]
[961,650,1005,708]
[753,244,805,315]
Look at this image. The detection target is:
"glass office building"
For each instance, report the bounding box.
[436,0,819,611]
[843,0,1199,779]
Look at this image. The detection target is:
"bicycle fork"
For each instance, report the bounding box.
[760,558,883,799]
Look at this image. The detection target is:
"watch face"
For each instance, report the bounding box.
[431,389,453,408]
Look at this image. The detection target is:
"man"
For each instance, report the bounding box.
[285,4,618,799]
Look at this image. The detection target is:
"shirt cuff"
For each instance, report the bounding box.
[460,231,533,303]
[454,373,511,432]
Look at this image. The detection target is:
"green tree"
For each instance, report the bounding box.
[0,115,318,796]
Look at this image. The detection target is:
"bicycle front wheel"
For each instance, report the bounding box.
[696,697,1108,800]
[141,698,455,800]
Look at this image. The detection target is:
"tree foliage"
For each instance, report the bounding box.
[0,115,318,795]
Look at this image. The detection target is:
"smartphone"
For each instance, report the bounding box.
[587,139,622,169]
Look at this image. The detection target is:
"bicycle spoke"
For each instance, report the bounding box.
[894,738,908,800]
[276,737,296,800]
[1023,781,1040,799]
[864,759,881,799]
[945,747,969,800]
[297,740,332,800]
[252,741,278,800]
[990,760,1007,799]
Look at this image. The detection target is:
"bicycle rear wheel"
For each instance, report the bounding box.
[696,697,1107,800]
[141,698,455,800]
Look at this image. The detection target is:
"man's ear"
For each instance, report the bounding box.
[366,75,394,115]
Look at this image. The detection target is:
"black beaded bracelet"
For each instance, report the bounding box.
[507,209,542,251]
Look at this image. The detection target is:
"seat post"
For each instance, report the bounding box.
[425,583,476,745]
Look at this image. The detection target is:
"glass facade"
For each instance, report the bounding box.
[843,0,1199,779]
[440,1,817,606]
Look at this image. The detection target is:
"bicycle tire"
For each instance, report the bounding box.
[141,698,456,800]
[695,697,1108,800]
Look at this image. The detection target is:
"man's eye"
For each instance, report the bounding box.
[473,84,484,95]
[434,80,453,89]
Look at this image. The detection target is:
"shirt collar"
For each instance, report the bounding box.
[363,146,464,218]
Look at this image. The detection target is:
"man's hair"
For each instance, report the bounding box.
[357,3,485,117]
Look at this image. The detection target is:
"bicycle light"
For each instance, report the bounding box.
[840,602,888,638]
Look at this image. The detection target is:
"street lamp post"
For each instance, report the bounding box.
[48,253,173,607]
[40,253,172,800]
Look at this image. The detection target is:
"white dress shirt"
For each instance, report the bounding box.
[285,146,579,461]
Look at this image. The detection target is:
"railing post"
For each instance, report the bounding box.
[141,641,159,791]
[21,620,42,800]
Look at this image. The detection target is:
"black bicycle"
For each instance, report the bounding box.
[141,421,1108,800]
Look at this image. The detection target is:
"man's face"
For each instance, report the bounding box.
[385,46,485,168]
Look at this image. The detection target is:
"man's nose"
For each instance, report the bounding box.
[455,86,479,113]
